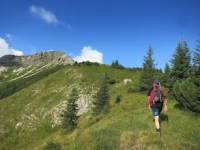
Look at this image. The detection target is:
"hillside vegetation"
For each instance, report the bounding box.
[0,64,200,150]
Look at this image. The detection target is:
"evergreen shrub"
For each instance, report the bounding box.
[43,140,61,150]
[115,95,122,103]
[173,78,200,112]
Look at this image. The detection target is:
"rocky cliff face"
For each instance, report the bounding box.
[0,50,74,66]
[0,55,19,66]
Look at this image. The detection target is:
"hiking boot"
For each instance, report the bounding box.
[156,129,161,137]
[157,131,161,137]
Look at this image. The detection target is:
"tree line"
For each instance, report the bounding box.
[139,35,200,113]
[61,35,200,135]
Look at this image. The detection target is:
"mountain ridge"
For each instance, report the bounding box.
[0,50,74,66]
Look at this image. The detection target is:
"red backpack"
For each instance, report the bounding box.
[149,88,166,106]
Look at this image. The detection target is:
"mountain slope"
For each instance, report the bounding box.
[0,50,74,100]
[0,58,199,150]
[0,63,141,149]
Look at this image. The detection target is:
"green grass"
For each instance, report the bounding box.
[58,95,200,150]
[0,64,200,150]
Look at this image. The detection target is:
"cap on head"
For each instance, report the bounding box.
[154,79,159,86]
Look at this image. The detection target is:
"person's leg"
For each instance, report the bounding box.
[159,106,163,124]
[154,115,160,129]
[151,107,161,136]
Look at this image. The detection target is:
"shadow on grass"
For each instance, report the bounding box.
[174,103,200,117]
[160,114,169,122]
[174,103,185,110]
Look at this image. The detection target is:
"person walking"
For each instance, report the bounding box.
[148,79,168,136]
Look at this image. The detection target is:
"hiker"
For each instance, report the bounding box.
[148,79,168,136]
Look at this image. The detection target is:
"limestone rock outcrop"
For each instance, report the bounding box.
[0,50,74,66]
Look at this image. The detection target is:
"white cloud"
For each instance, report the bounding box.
[0,37,23,58]
[5,33,14,40]
[29,5,59,24]
[74,46,103,63]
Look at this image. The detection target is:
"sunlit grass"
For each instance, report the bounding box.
[0,64,200,150]
[53,93,200,150]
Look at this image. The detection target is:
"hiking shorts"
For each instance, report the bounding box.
[151,107,162,116]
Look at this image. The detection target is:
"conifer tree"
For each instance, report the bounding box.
[114,60,119,67]
[162,62,171,88]
[170,40,191,79]
[169,40,191,97]
[173,77,200,112]
[172,38,200,112]
[111,60,124,69]
[92,72,110,115]
[193,35,200,67]
[111,60,115,67]
[139,45,157,91]
[61,88,79,134]
[192,35,200,87]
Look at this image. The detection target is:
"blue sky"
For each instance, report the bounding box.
[0,0,200,70]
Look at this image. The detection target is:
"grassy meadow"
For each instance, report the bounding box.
[0,64,199,150]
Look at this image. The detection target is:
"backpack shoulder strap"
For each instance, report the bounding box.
[149,89,156,106]
[160,88,166,97]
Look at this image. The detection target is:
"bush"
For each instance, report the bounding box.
[77,61,99,66]
[43,140,61,150]
[173,78,200,112]
[108,79,116,84]
[115,95,122,103]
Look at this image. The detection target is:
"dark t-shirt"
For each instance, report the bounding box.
[148,87,165,108]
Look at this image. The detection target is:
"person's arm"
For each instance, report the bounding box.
[164,98,168,111]
[148,96,151,110]
[161,88,168,111]
[147,87,153,110]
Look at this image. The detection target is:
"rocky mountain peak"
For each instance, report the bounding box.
[0,50,74,66]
